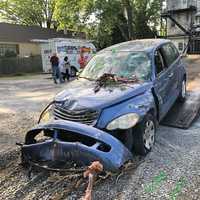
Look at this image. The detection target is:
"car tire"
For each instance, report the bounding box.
[21,152,29,168]
[178,79,186,102]
[70,66,77,77]
[133,113,156,156]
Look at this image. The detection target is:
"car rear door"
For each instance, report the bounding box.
[153,44,179,120]
[161,43,180,97]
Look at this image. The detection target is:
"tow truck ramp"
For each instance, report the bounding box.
[161,91,200,129]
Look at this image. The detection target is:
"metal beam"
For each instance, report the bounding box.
[161,13,191,36]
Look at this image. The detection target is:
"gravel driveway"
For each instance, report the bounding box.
[0,56,200,200]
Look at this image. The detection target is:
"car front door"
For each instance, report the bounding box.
[153,45,178,120]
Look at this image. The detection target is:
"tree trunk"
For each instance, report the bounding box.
[123,0,134,40]
[46,20,51,28]
[117,24,129,41]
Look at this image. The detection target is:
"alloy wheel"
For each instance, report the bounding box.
[143,120,155,150]
[182,80,186,99]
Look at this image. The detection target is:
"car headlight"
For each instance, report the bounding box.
[39,106,54,124]
[106,113,140,130]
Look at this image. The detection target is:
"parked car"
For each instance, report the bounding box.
[39,39,187,156]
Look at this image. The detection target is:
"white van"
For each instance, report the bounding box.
[40,38,96,76]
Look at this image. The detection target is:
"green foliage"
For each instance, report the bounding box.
[55,0,162,48]
[0,0,163,47]
[0,0,56,28]
[144,171,167,193]
[133,0,161,38]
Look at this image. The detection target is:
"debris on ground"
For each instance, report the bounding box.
[82,161,103,200]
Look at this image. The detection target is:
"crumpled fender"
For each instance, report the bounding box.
[97,89,156,129]
[21,120,133,172]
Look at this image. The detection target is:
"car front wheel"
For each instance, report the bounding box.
[178,79,186,102]
[133,114,156,156]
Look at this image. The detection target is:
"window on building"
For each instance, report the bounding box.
[183,0,187,4]
[0,44,19,57]
[186,13,189,21]
[196,16,200,25]
[171,21,175,27]
[178,42,184,51]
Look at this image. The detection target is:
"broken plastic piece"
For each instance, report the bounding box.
[19,120,133,172]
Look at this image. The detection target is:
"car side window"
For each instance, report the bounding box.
[169,43,180,60]
[155,50,165,76]
[161,43,178,67]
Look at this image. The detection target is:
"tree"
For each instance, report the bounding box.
[0,0,56,28]
[86,0,161,47]
[0,0,162,46]
[133,0,161,39]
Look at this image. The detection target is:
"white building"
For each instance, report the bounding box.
[165,0,200,53]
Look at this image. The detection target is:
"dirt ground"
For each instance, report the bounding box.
[0,56,200,200]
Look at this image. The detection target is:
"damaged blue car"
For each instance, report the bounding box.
[20,39,187,172]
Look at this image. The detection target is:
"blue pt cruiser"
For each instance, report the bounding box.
[22,39,187,171]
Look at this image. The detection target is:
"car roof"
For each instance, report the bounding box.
[99,39,171,53]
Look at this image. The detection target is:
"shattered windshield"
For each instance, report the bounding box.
[80,51,152,81]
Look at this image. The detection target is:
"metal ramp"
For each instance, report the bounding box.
[161,91,200,129]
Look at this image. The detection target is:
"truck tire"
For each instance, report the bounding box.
[70,66,77,77]
[133,113,156,156]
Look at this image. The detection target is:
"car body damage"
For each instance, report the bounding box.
[20,120,133,172]
[19,39,187,172]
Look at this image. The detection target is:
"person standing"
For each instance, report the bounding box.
[60,56,70,82]
[78,49,87,69]
[50,53,62,84]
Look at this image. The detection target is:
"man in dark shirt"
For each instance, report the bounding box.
[50,53,62,84]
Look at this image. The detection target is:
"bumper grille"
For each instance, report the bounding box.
[53,105,99,126]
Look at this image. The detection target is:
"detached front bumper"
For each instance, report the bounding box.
[20,120,133,172]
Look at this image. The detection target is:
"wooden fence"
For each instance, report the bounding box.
[0,55,43,75]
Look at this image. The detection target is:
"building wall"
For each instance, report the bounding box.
[0,41,41,57]
[166,0,200,36]
[167,0,196,11]
[167,13,193,35]
[166,0,200,54]
[18,43,41,57]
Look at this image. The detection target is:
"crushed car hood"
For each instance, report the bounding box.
[55,78,152,110]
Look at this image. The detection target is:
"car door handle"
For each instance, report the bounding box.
[168,73,174,78]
